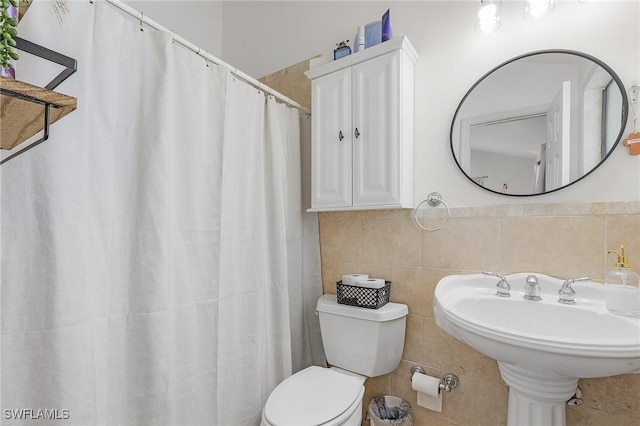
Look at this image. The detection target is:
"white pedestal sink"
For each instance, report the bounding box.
[433,273,640,426]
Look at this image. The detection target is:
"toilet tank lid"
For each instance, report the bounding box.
[316,294,408,321]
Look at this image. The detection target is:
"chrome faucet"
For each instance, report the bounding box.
[483,271,511,297]
[523,275,542,301]
[558,277,591,305]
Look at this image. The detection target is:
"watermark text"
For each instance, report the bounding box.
[3,408,70,420]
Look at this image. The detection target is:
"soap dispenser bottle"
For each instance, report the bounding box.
[605,244,640,317]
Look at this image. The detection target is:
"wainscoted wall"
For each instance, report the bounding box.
[319,204,640,426]
[260,60,640,426]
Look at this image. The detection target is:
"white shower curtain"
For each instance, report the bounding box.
[1,1,323,425]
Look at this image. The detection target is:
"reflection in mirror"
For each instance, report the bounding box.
[451,50,628,196]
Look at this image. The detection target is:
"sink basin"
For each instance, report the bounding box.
[434,272,640,426]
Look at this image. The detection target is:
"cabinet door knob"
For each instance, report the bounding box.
[354,128,360,139]
[338,130,344,141]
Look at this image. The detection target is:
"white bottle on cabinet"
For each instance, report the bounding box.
[305,35,418,211]
[356,25,365,52]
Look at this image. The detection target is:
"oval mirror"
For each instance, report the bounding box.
[451,50,628,196]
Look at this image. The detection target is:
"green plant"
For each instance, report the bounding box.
[0,0,20,69]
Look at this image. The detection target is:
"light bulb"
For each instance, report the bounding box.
[524,0,555,20]
[477,1,501,34]
[478,3,497,20]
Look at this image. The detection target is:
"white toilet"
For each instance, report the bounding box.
[261,294,409,426]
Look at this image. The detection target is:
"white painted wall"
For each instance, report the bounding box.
[471,150,537,195]
[123,0,223,58]
[220,1,640,207]
[122,1,640,207]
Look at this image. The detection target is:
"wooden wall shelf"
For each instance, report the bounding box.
[0,0,78,163]
[0,77,77,150]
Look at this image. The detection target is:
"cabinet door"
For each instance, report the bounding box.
[311,67,352,209]
[352,51,401,206]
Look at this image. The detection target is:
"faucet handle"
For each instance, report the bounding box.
[483,271,506,281]
[523,275,542,301]
[483,271,511,297]
[558,277,591,305]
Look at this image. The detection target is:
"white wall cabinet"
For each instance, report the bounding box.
[305,36,418,211]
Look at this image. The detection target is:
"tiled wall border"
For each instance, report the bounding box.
[322,201,640,221]
[451,201,640,217]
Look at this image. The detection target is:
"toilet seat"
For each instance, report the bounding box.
[263,366,364,426]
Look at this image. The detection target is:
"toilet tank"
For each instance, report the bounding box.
[316,294,409,377]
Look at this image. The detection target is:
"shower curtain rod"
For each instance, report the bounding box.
[102,0,311,115]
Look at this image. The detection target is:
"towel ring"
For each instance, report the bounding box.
[414,192,450,232]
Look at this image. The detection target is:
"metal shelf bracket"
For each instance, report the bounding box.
[15,36,78,90]
[0,36,77,165]
[0,102,51,165]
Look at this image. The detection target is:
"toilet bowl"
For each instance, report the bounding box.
[261,366,365,426]
[261,294,409,426]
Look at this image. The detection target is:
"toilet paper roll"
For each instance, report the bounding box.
[341,274,369,285]
[411,372,442,412]
[350,278,386,289]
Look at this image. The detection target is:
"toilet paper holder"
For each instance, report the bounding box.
[410,365,459,393]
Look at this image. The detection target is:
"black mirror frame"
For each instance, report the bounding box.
[450,49,629,197]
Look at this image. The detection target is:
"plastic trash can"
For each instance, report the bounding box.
[368,395,412,426]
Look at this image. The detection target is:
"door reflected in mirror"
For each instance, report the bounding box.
[451,50,628,196]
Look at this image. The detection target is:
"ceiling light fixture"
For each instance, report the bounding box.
[524,0,555,20]
[476,0,502,34]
